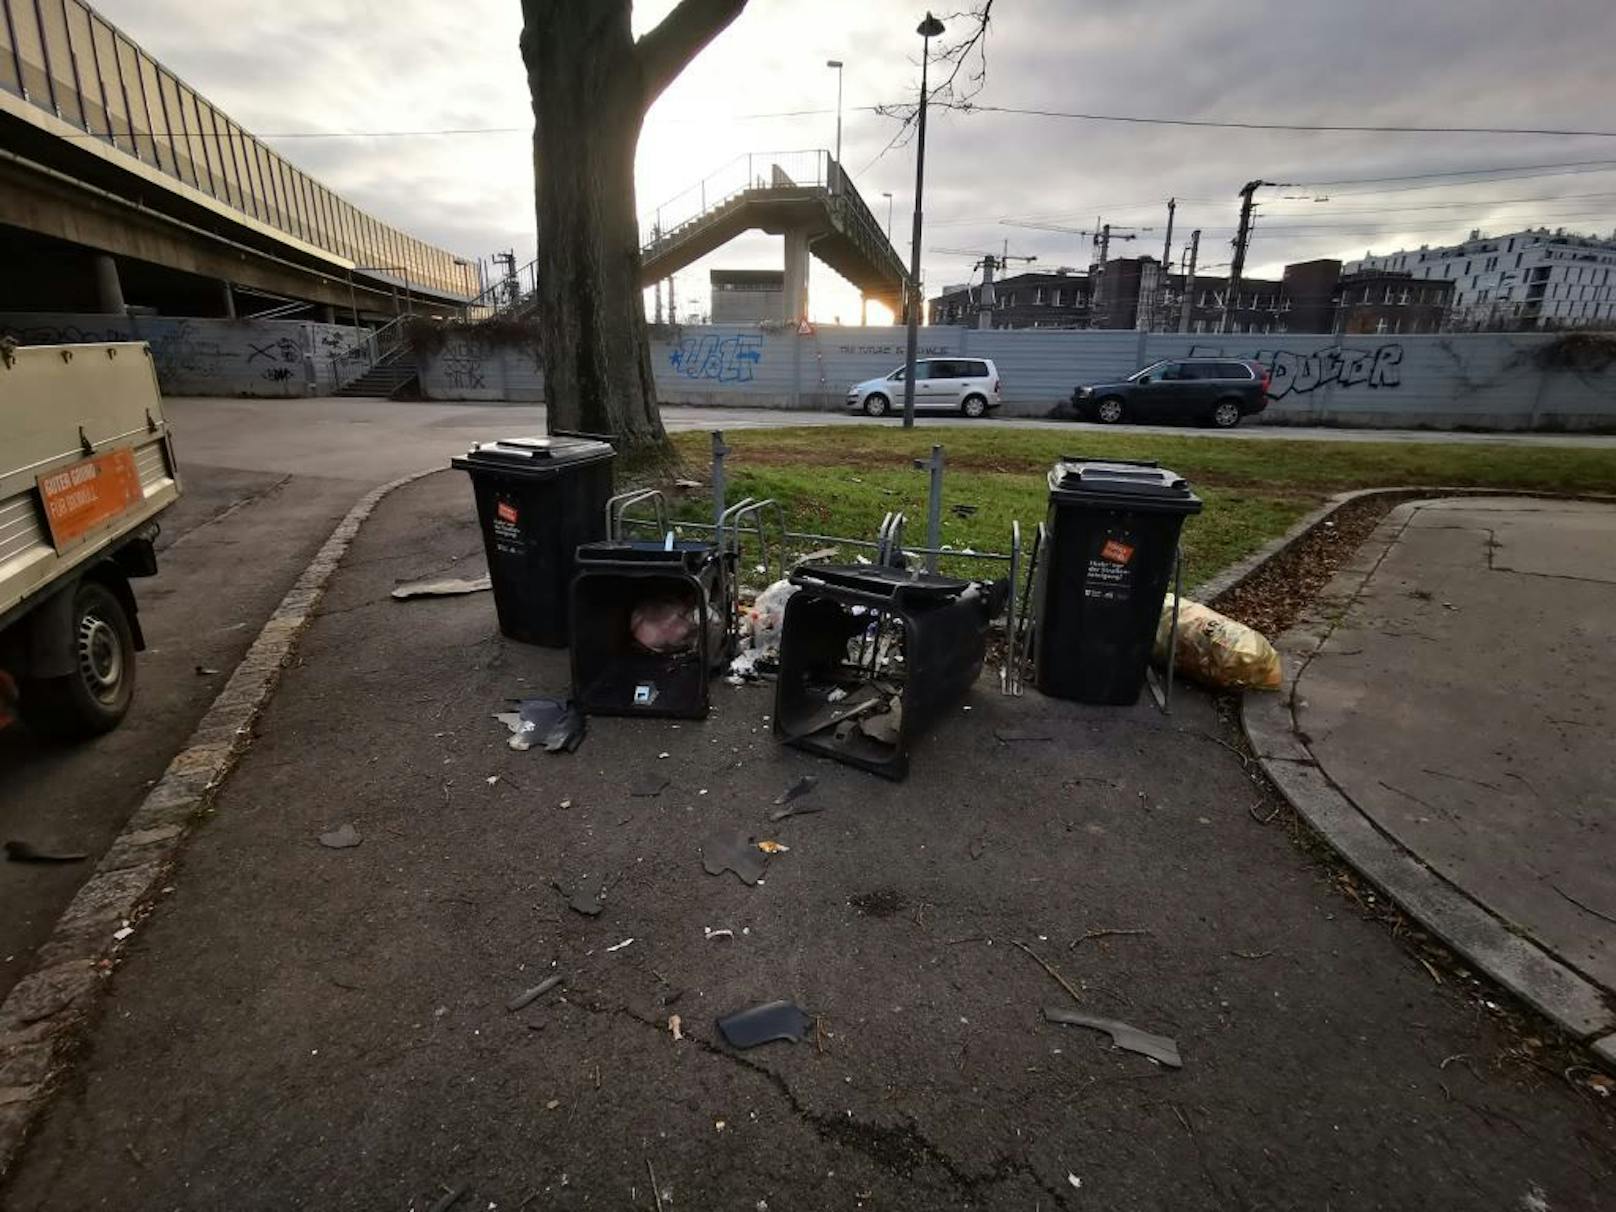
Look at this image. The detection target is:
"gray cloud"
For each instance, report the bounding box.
[92,0,1616,317]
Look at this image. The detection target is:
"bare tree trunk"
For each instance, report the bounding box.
[521,0,746,454]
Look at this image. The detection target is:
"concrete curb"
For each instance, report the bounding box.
[0,465,443,1177]
[1241,499,1616,1066]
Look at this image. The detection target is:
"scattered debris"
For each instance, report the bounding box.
[606,937,635,953]
[773,774,819,807]
[702,829,768,885]
[317,823,362,850]
[112,924,134,941]
[704,927,735,941]
[1229,949,1273,961]
[4,840,89,864]
[668,1014,683,1041]
[646,1157,666,1212]
[756,840,789,855]
[495,696,586,753]
[1043,1006,1183,1069]
[658,751,671,760]
[1067,1173,1082,1192]
[391,574,492,600]
[425,1183,469,1212]
[951,503,979,518]
[193,664,219,676]
[857,698,903,746]
[485,776,500,787]
[796,547,840,564]
[717,1000,813,1049]
[631,776,670,798]
[1418,957,1444,985]
[506,973,565,1012]
[1013,939,1083,1005]
[567,873,605,917]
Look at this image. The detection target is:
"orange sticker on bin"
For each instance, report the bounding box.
[1100,539,1135,565]
[36,448,144,550]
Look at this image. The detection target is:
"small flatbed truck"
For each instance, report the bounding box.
[1,340,182,739]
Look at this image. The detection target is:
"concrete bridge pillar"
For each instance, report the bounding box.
[783,229,810,325]
[92,254,124,314]
[218,280,237,319]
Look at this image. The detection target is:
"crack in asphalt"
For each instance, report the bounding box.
[570,998,1068,1202]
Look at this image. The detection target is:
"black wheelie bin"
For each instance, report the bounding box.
[1033,456,1202,704]
[453,435,615,646]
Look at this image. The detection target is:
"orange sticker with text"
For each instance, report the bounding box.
[36,448,144,551]
[1100,539,1135,565]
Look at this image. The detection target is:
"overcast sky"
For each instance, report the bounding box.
[95,0,1616,323]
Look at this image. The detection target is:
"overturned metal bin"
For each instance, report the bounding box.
[773,565,1003,780]
[570,540,735,719]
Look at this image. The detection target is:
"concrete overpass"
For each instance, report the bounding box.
[0,0,477,323]
[641,151,909,323]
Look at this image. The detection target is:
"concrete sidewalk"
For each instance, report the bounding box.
[1250,497,1616,1055]
[5,475,1613,1209]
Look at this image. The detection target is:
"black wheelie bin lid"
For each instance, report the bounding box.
[1048,456,1203,514]
[452,435,615,476]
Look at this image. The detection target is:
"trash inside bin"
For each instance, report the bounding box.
[1034,456,1201,705]
[774,565,1005,780]
[452,436,615,647]
[571,540,734,719]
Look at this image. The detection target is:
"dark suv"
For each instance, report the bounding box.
[1071,359,1270,428]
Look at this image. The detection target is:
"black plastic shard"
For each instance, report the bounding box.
[702,829,766,885]
[717,1000,812,1048]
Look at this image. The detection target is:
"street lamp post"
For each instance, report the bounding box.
[826,59,844,167]
[901,11,945,430]
[881,191,893,240]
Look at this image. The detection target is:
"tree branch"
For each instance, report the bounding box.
[862,2,993,172]
[635,0,749,108]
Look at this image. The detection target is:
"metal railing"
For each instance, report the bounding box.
[640,150,834,257]
[326,314,409,391]
[465,255,541,319]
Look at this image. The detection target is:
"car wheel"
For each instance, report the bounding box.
[961,394,988,419]
[20,580,136,740]
[1095,396,1125,424]
[1211,399,1242,429]
[863,393,890,417]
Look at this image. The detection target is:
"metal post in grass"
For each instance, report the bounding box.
[711,431,730,530]
[914,443,945,572]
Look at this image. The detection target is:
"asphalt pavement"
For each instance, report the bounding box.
[1292,498,1616,1004]
[0,464,359,1001]
[5,471,1611,1210]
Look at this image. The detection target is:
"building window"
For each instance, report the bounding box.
[1485,256,1498,272]
[1034,287,1045,304]
[1375,318,1389,334]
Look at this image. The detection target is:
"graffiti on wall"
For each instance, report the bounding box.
[1190,342,1404,398]
[247,337,300,365]
[441,338,488,390]
[833,343,952,357]
[0,321,132,345]
[148,320,224,378]
[668,334,762,382]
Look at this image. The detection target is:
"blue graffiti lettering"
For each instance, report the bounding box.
[668,334,764,383]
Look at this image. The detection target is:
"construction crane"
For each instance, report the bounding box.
[928,247,1037,326]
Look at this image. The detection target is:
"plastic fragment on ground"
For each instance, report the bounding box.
[717,1000,813,1049]
[1042,1006,1183,1068]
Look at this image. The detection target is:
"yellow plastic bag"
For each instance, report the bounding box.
[1153,595,1282,691]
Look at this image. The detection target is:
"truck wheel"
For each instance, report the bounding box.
[21,581,137,740]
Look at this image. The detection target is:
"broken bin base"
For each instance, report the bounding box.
[772,565,999,780]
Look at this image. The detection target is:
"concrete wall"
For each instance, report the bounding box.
[0,312,369,397]
[416,324,1616,431]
